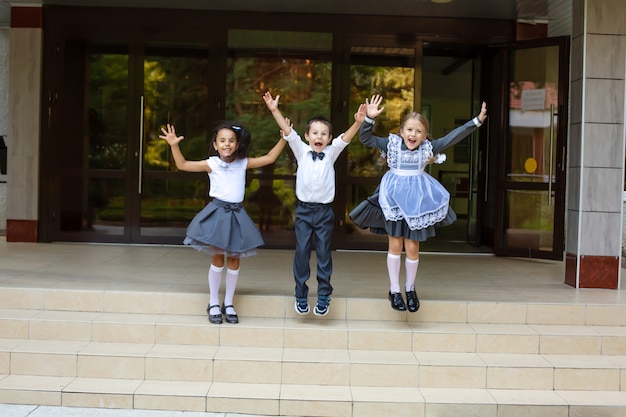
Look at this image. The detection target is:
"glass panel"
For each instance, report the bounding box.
[63,47,128,234]
[246,175,296,247]
[348,54,415,178]
[421,53,475,248]
[345,46,415,246]
[60,177,125,235]
[505,189,554,251]
[467,56,483,244]
[225,30,332,241]
[144,47,210,166]
[141,46,210,235]
[140,178,206,236]
[89,178,126,234]
[507,46,559,184]
[88,52,129,170]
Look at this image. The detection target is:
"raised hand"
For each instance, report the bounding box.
[280,117,293,137]
[263,91,280,112]
[159,124,184,146]
[478,101,487,123]
[365,94,385,119]
[354,103,367,123]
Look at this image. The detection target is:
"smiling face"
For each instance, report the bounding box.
[399,115,429,151]
[212,128,239,161]
[304,120,332,152]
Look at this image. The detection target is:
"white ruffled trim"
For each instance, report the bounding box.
[382,205,449,230]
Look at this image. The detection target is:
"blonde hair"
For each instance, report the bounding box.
[377,111,432,165]
[399,112,430,137]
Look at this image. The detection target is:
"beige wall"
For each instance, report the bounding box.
[0,29,7,232]
[0,29,8,139]
[7,27,41,221]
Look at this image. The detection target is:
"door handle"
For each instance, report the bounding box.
[138,96,144,195]
[548,104,555,206]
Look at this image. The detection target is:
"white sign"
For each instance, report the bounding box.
[521,89,546,111]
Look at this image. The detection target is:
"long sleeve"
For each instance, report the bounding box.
[431,117,481,154]
[359,119,388,152]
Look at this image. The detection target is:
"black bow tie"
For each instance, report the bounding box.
[311,151,325,161]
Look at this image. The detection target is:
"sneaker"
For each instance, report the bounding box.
[295,297,310,315]
[314,295,331,316]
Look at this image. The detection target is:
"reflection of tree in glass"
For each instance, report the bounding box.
[348,65,414,178]
[142,55,210,170]
[226,57,330,163]
[224,56,331,228]
[88,54,129,169]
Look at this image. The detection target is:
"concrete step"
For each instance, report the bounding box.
[2,286,626,416]
[2,287,626,326]
[2,307,626,354]
[2,339,625,390]
[0,339,626,391]
[1,374,626,417]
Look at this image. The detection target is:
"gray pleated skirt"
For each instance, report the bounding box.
[184,198,264,258]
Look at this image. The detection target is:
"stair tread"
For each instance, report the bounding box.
[3,374,626,404]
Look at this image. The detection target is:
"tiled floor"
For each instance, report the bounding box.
[0,237,624,305]
[0,404,300,417]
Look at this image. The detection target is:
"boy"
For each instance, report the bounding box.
[263,91,365,316]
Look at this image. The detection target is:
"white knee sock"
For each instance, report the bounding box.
[387,253,401,293]
[208,264,223,313]
[224,267,239,314]
[405,258,419,291]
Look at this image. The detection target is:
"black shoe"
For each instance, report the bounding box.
[406,289,420,313]
[221,304,239,324]
[207,304,222,324]
[388,291,406,311]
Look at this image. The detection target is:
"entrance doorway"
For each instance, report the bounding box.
[420,43,487,253]
[47,41,213,244]
[41,33,495,250]
[490,37,570,260]
[343,39,489,253]
[39,7,568,260]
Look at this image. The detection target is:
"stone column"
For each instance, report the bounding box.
[6,5,42,242]
[565,0,626,288]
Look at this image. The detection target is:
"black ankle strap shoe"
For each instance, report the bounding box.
[388,291,407,311]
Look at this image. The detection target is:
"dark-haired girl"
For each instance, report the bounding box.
[160,122,286,324]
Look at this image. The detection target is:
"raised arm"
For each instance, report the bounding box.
[430,102,488,153]
[263,91,293,137]
[247,136,288,170]
[359,95,388,150]
[159,124,211,173]
[340,103,367,143]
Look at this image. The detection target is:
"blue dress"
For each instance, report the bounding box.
[350,117,481,241]
[184,157,264,257]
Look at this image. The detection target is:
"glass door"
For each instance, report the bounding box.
[137,45,210,243]
[55,41,212,244]
[343,38,417,250]
[56,44,130,241]
[420,43,487,253]
[224,29,334,248]
[494,38,569,260]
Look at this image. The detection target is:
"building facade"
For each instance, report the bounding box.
[3,0,625,289]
